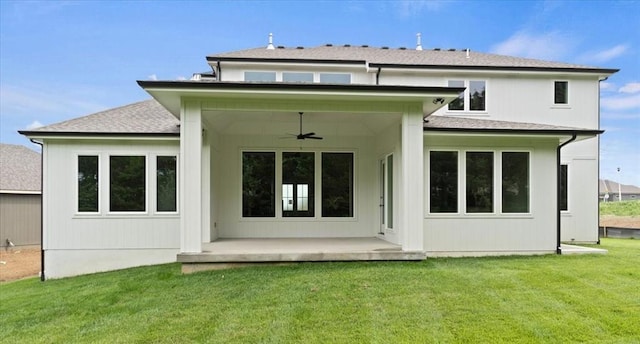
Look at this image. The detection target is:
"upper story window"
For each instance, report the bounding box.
[554,81,569,105]
[319,73,351,84]
[244,71,276,82]
[448,80,486,112]
[283,72,313,82]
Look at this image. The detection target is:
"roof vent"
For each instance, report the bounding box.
[361,45,369,48]
[399,47,407,50]
[466,48,470,58]
[434,48,441,51]
[416,33,423,51]
[267,33,275,50]
[381,46,389,49]
[277,45,285,49]
[325,43,333,47]
[448,48,456,51]
[296,46,304,49]
[344,44,351,47]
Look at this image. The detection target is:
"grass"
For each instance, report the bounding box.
[600,200,640,216]
[1,239,639,343]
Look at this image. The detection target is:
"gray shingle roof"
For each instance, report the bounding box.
[210,45,616,72]
[0,144,41,193]
[600,179,640,194]
[424,115,600,132]
[21,100,179,136]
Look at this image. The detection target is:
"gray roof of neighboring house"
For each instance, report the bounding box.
[424,115,602,134]
[599,179,640,194]
[20,100,179,136]
[209,45,618,73]
[0,144,41,193]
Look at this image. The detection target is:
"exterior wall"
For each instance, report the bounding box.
[42,139,180,279]
[0,193,41,247]
[423,135,559,256]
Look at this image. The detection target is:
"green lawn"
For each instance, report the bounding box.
[1,239,639,343]
[600,200,640,216]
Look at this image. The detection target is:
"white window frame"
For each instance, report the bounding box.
[446,79,488,113]
[553,80,570,107]
[239,148,357,221]
[426,148,532,217]
[154,155,179,215]
[107,154,149,215]
[75,153,101,215]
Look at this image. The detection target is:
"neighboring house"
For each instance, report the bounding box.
[20,37,617,279]
[0,143,41,247]
[599,179,640,202]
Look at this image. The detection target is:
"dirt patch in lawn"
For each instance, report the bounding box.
[600,215,640,229]
[0,247,40,282]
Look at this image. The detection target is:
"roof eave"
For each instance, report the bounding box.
[19,131,180,139]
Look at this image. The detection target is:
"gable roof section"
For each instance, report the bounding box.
[19,100,179,137]
[599,179,640,194]
[209,45,618,74]
[0,144,41,193]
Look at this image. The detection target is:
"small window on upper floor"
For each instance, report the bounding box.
[448,80,486,112]
[244,71,276,82]
[283,72,314,83]
[319,73,351,84]
[554,81,569,105]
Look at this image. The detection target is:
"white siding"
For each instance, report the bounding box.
[424,135,559,255]
[42,139,180,278]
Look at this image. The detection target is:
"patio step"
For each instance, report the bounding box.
[178,250,426,263]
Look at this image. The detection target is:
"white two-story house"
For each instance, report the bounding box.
[21,38,617,279]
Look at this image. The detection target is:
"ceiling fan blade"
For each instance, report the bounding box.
[305,136,323,140]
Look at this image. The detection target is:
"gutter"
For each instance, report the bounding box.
[557,133,577,254]
[29,139,45,281]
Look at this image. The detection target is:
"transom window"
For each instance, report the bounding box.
[319,73,351,84]
[429,150,530,214]
[244,71,276,82]
[448,80,486,112]
[242,151,355,218]
[283,72,313,82]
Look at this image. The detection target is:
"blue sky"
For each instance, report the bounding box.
[1,0,639,185]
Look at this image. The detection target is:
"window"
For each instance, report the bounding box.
[157,156,177,212]
[466,152,494,213]
[560,164,568,211]
[283,72,313,82]
[322,153,354,217]
[110,156,146,212]
[554,81,568,105]
[282,152,315,217]
[448,80,486,112]
[319,73,351,84]
[429,150,530,215]
[244,71,276,82]
[429,151,458,213]
[78,155,99,212]
[242,152,275,217]
[502,152,530,213]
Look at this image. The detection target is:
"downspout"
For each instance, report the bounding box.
[376,67,381,85]
[557,133,577,254]
[30,139,44,281]
[216,61,222,81]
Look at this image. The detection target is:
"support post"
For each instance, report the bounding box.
[400,108,424,251]
[180,100,203,253]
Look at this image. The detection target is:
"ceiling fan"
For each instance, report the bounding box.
[284,112,323,140]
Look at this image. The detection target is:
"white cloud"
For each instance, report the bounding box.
[25,120,43,130]
[394,0,445,17]
[176,76,187,81]
[148,74,158,81]
[490,31,573,61]
[602,112,640,120]
[0,84,106,119]
[582,44,629,63]
[619,82,640,94]
[600,81,616,91]
[601,94,640,110]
